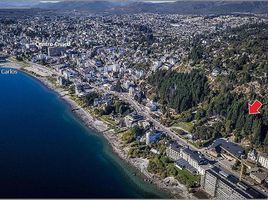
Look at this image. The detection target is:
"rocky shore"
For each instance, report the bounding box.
[2,61,192,199]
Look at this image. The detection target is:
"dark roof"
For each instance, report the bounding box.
[208,167,266,199]
[183,147,208,165]
[210,138,245,159]
[129,113,144,121]
[149,132,162,144]
[176,158,197,173]
[169,141,182,152]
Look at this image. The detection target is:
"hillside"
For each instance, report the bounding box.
[148,22,268,151]
[35,1,129,12]
[35,1,268,14]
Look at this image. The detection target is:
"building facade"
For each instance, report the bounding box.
[166,142,181,161]
[258,154,268,170]
[201,167,266,199]
[180,147,208,175]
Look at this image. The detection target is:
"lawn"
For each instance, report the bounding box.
[176,168,200,187]
[100,115,117,127]
[171,122,194,133]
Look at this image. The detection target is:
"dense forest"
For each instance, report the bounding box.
[193,92,268,149]
[191,23,268,149]
[190,23,268,87]
[148,70,209,113]
[148,22,268,151]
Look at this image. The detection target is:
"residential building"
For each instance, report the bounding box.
[150,148,160,155]
[166,142,182,161]
[146,131,162,146]
[178,147,208,175]
[146,101,158,112]
[48,47,66,57]
[247,149,258,162]
[57,76,64,86]
[250,171,267,184]
[201,167,266,199]
[74,84,85,97]
[0,55,8,63]
[124,113,144,127]
[210,138,245,160]
[258,153,268,170]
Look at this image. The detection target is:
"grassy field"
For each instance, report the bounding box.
[171,122,194,133]
[176,168,200,187]
[100,115,118,127]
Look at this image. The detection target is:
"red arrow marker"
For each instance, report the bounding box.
[249,100,263,115]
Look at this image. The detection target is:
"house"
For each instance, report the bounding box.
[26,44,38,52]
[122,80,133,90]
[104,64,119,73]
[211,67,221,77]
[94,98,102,107]
[247,150,268,170]
[146,131,162,146]
[95,60,103,67]
[53,64,67,72]
[95,60,104,72]
[250,171,267,184]
[129,86,135,96]
[63,69,77,80]
[248,149,258,163]
[139,120,151,129]
[175,158,199,174]
[124,113,144,127]
[151,61,162,71]
[150,148,160,155]
[146,101,158,112]
[93,95,113,107]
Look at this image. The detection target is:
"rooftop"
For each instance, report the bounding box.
[208,167,266,199]
[128,112,144,121]
[210,138,245,159]
[176,158,198,174]
[183,147,208,165]
[169,141,182,152]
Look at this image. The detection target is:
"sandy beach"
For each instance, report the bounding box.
[1,61,192,199]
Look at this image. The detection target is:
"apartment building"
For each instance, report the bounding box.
[201,167,266,199]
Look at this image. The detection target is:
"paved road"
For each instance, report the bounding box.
[25,64,266,195]
[29,62,61,76]
[111,90,200,150]
[107,89,268,195]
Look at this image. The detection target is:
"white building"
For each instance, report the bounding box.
[258,154,268,169]
[146,100,157,112]
[146,132,151,146]
[57,76,64,86]
[166,142,182,161]
[247,149,258,162]
[129,86,135,96]
[179,147,208,175]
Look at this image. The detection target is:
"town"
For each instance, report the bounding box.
[1,10,268,199]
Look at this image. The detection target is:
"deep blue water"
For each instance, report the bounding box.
[0,68,168,198]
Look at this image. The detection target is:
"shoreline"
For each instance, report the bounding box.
[1,62,192,199]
